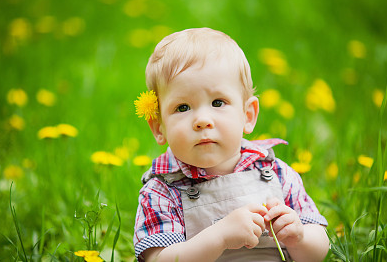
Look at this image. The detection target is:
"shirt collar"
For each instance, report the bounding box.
[151,138,288,179]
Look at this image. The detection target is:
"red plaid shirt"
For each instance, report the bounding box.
[134,139,327,260]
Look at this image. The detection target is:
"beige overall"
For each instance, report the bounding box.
[143,151,293,261]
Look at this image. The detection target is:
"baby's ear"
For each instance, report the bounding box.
[148,117,167,145]
[243,96,259,134]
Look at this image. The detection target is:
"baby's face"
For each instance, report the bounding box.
[157,57,250,176]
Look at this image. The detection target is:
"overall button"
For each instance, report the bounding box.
[186,186,200,199]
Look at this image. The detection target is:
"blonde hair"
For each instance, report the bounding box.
[145,28,254,100]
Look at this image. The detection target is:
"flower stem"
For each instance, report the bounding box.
[270,220,286,261]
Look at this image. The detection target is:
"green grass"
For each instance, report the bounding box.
[1,0,386,261]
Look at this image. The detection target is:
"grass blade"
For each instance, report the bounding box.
[9,182,28,262]
[111,202,121,262]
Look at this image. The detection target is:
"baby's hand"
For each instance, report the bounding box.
[264,198,304,247]
[215,203,268,250]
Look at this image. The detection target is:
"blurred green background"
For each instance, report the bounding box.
[1,0,386,261]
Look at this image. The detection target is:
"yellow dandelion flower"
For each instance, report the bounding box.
[35,16,56,34]
[384,171,387,181]
[341,68,358,85]
[57,124,78,137]
[62,17,85,36]
[151,25,172,43]
[134,90,159,120]
[91,151,123,166]
[306,79,336,113]
[36,89,56,106]
[357,155,373,168]
[269,120,287,138]
[255,133,271,140]
[335,223,344,238]
[348,40,366,59]
[9,18,32,41]
[9,114,25,130]
[123,0,147,17]
[22,158,35,169]
[297,149,312,164]
[277,100,294,119]
[74,250,100,257]
[85,256,104,262]
[3,165,24,180]
[372,89,384,108]
[258,48,289,76]
[133,155,152,166]
[115,146,130,160]
[326,162,338,180]
[259,89,281,109]
[353,171,361,183]
[38,126,60,139]
[128,28,152,48]
[7,88,28,107]
[291,162,311,174]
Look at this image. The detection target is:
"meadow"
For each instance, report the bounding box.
[0,0,386,261]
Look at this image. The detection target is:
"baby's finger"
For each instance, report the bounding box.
[264,204,292,221]
[252,213,265,232]
[246,203,268,216]
[265,197,282,210]
[271,213,293,233]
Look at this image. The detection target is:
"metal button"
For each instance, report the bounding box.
[186,186,200,199]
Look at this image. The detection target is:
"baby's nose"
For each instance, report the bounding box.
[193,117,214,130]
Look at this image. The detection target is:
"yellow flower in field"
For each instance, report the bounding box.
[57,124,78,137]
[38,126,60,139]
[353,171,361,183]
[128,28,152,48]
[151,25,172,43]
[85,256,103,262]
[115,146,130,160]
[36,89,56,106]
[91,151,123,166]
[341,68,357,85]
[291,162,311,174]
[277,100,294,119]
[259,89,281,108]
[3,165,24,180]
[134,90,159,120]
[306,79,336,113]
[62,17,85,36]
[9,18,32,41]
[35,16,56,34]
[384,171,387,181]
[7,89,28,107]
[124,0,147,17]
[357,155,373,168]
[297,149,312,163]
[255,133,271,140]
[74,250,103,261]
[269,120,287,138]
[348,40,366,58]
[258,48,289,75]
[372,89,384,108]
[133,155,152,166]
[326,162,338,180]
[9,114,25,130]
[22,158,35,169]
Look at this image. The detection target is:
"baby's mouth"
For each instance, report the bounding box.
[196,139,216,146]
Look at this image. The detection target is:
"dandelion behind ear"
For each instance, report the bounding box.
[134,90,159,120]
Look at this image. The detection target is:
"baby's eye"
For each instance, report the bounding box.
[212,99,225,107]
[176,104,190,112]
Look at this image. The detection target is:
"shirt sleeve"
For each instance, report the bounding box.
[275,158,328,226]
[133,177,186,261]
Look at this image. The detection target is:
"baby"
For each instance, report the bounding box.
[133,28,329,262]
